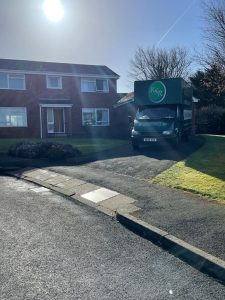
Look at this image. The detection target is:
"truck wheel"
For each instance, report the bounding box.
[182,134,189,142]
[132,141,140,150]
[172,134,181,149]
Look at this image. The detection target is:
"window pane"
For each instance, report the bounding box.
[81,80,96,92]
[96,79,108,91]
[9,75,25,90]
[47,76,61,88]
[96,109,109,125]
[47,108,54,123]
[47,108,54,133]
[96,79,103,91]
[0,73,8,88]
[0,108,8,126]
[102,110,109,122]
[0,107,27,127]
[82,109,95,125]
[103,80,108,91]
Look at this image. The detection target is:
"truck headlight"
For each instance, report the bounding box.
[132,130,140,136]
[163,130,173,135]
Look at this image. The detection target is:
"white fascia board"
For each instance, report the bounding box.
[39,104,73,108]
[0,69,119,79]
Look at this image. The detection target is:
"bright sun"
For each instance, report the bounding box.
[43,0,64,22]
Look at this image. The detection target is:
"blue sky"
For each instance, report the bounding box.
[0,0,203,92]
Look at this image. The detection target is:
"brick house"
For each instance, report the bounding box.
[0,59,119,138]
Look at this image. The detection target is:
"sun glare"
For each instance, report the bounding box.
[43,0,64,22]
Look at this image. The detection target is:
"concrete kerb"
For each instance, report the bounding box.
[7,168,225,285]
[116,212,225,284]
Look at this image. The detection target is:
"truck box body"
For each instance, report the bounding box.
[134,78,192,106]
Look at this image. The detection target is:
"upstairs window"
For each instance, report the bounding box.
[81,78,109,92]
[47,75,62,89]
[0,107,27,127]
[0,73,26,90]
[82,108,109,126]
[81,79,96,92]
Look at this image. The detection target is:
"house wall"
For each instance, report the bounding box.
[113,102,137,138]
[0,73,119,138]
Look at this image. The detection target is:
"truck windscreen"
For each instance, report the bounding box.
[136,107,176,120]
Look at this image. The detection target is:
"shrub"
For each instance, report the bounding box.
[9,141,81,160]
[43,143,81,161]
[8,141,40,159]
[196,105,225,134]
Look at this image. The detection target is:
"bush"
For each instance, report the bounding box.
[196,105,225,134]
[9,141,40,159]
[9,141,81,160]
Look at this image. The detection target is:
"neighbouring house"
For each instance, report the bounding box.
[114,92,137,137]
[0,59,119,138]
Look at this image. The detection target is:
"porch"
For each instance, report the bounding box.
[39,102,73,138]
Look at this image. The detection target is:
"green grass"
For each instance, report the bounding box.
[152,135,225,202]
[0,137,128,156]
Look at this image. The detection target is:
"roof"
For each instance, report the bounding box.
[114,92,134,107]
[0,58,119,78]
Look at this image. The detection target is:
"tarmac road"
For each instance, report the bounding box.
[1,175,225,299]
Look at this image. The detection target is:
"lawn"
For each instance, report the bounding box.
[152,135,225,202]
[0,137,128,156]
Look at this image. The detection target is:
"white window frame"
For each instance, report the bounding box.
[0,107,27,127]
[46,75,62,89]
[81,78,109,93]
[82,108,109,126]
[0,73,26,90]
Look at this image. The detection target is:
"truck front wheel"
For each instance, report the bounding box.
[172,134,181,149]
[132,140,140,150]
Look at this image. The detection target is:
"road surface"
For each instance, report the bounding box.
[0,175,225,299]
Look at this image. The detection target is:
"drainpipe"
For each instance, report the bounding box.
[39,105,43,139]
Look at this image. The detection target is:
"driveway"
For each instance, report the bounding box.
[77,136,203,180]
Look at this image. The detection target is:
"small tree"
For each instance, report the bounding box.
[190,63,225,107]
[202,0,225,67]
[129,46,191,81]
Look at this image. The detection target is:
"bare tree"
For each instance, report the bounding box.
[129,46,191,81]
[202,0,225,68]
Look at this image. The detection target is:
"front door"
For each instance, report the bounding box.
[47,108,65,134]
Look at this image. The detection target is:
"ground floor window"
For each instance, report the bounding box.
[0,107,27,127]
[82,108,109,126]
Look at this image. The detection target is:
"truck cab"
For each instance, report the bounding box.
[131,78,192,149]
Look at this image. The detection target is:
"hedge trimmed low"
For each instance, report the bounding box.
[8,141,81,160]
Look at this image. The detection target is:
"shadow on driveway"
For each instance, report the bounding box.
[0,135,204,180]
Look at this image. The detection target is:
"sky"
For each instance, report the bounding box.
[0,0,204,92]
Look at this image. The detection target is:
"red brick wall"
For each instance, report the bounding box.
[0,74,119,138]
[113,103,137,138]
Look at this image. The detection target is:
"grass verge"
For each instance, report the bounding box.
[152,135,225,202]
[0,137,128,156]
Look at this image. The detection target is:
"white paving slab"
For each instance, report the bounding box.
[30,187,50,193]
[81,188,119,203]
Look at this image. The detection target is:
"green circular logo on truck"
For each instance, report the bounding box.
[148,81,166,103]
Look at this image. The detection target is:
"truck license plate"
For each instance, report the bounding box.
[144,138,157,142]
